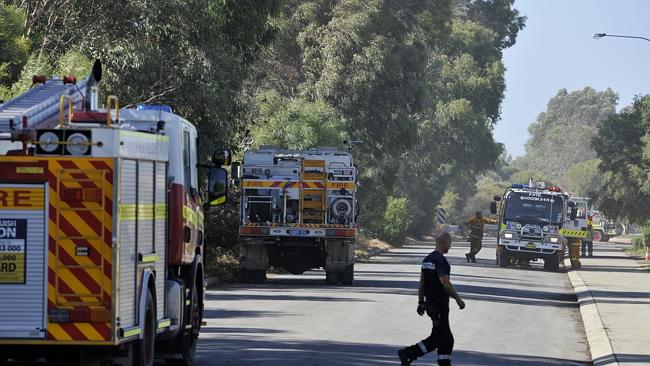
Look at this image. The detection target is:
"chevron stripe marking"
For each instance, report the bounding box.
[47,324,73,341]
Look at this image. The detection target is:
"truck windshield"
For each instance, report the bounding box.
[503,192,563,225]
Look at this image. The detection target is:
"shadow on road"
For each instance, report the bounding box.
[595,353,650,364]
[195,338,590,365]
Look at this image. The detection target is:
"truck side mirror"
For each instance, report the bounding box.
[490,201,498,215]
[570,207,577,221]
[493,195,501,202]
[208,167,228,207]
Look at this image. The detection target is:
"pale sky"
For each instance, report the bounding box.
[496,0,650,157]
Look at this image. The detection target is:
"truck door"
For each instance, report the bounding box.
[0,183,47,339]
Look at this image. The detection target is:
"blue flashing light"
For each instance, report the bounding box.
[136,104,173,113]
[511,183,526,188]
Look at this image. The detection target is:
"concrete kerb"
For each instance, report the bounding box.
[563,258,619,366]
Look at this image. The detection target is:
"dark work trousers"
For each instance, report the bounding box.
[581,240,593,256]
[401,305,454,365]
[469,238,482,256]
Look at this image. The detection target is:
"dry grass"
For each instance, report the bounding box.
[355,234,394,260]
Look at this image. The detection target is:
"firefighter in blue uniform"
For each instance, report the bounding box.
[398,232,466,366]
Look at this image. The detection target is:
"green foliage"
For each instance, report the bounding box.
[8,0,281,159]
[440,190,463,225]
[509,169,547,186]
[54,51,92,78]
[632,236,644,250]
[562,159,603,197]
[251,91,347,149]
[594,95,650,223]
[462,176,503,219]
[10,55,53,95]
[255,0,524,237]
[0,3,30,99]
[9,51,91,97]
[516,87,617,184]
[381,196,413,244]
[5,0,526,245]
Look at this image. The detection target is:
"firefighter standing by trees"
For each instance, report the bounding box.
[465,211,497,263]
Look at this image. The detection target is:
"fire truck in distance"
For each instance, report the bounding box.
[0,60,228,365]
[490,182,577,272]
[236,147,358,285]
[569,196,621,242]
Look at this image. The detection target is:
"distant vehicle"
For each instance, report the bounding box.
[589,210,622,242]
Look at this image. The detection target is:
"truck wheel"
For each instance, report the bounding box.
[240,269,252,283]
[498,251,509,268]
[134,290,156,366]
[325,271,339,285]
[252,270,266,284]
[341,265,354,286]
[544,257,560,272]
[166,285,201,366]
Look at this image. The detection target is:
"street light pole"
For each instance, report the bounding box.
[592,33,650,43]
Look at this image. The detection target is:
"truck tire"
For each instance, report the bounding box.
[134,290,156,366]
[341,265,354,286]
[498,250,509,268]
[544,256,560,272]
[325,271,339,285]
[252,270,266,284]
[240,269,252,283]
[166,284,201,366]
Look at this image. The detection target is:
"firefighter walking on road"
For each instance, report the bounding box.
[398,232,465,366]
[465,211,497,263]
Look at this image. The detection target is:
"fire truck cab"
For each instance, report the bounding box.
[491,183,571,272]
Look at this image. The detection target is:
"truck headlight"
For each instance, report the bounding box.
[504,232,514,239]
[549,237,559,243]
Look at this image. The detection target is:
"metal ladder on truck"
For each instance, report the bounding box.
[300,159,327,224]
[0,77,89,135]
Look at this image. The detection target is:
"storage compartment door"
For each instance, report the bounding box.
[0,183,47,339]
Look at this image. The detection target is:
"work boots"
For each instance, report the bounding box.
[397,345,425,366]
[465,253,477,263]
[397,349,411,365]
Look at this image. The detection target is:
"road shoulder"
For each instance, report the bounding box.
[564,260,618,366]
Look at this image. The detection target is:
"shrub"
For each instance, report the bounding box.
[381,196,413,245]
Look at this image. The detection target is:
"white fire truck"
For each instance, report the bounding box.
[490,183,577,272]
[236,147,358,285]
[569,197,620,242]
[0,61,228,365]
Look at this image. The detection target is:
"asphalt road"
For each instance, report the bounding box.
[195,238,591,366]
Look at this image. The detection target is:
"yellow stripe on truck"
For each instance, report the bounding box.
[560,229,588,238]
